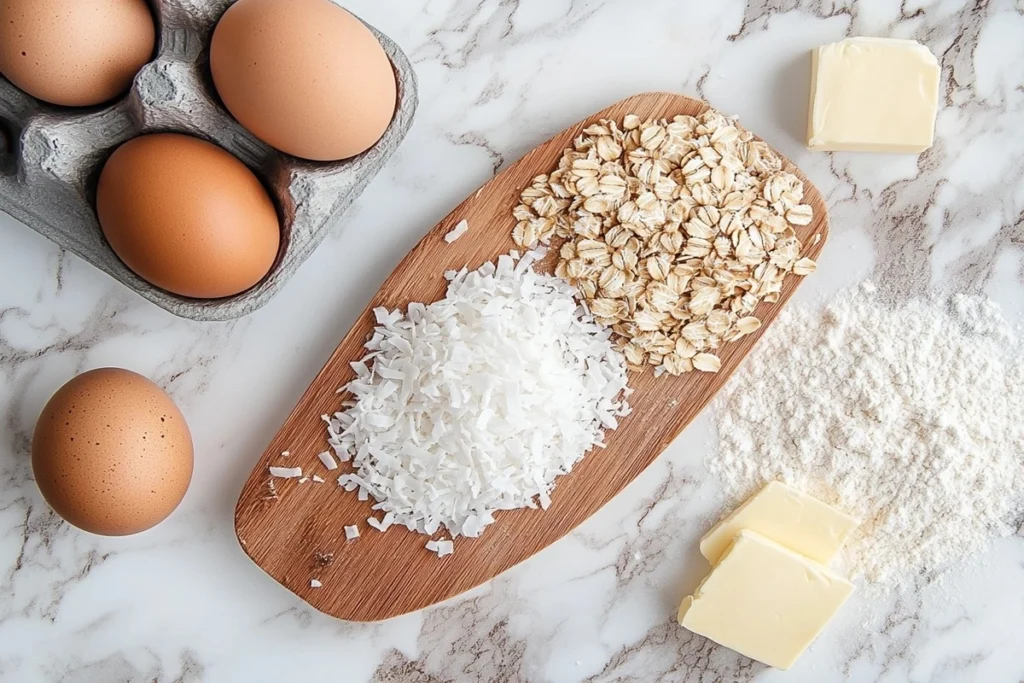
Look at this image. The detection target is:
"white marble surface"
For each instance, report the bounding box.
[2,0,1024,681]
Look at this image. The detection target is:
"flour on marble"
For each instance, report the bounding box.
[709,282,1024,585]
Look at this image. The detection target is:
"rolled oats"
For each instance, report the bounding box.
[511,108,818,375]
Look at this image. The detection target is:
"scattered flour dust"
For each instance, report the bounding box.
[710,282,1024,585]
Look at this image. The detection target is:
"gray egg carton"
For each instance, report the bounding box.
[0,0,417,321]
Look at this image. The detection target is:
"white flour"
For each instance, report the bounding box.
[709,283,1024,584]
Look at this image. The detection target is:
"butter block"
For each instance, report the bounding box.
[679,530,855,670]
[700,481,859,565]
[807,37,940,153]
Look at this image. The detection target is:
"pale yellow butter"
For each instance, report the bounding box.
[807,37,940,153]
[700,481,859,565]
[679,530,855,670]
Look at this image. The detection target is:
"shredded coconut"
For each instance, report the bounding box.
[344,525,360,540]
[326,250,630,540]
[269,466,302,478]
[444,219,469,243]
[710,283,1024,585]
[312,475,325,484]
[367,512,395,532]
[318,451,338,471]
[310,579,322,588]
[426,539,454,557]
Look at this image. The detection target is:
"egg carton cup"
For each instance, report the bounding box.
[0,0,417,321]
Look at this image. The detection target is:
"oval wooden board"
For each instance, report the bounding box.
[235,92,829,622]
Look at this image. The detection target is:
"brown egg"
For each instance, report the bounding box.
[96,133,281,299]
[210,0,397,161]
[31,368,193,536]
[0,0,155,107]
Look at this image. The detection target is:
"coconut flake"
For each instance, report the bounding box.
[310,579,322,588]
[312,475,325,483]
[281,451,290,457]
[326,249,630,542]
[318,451,338,471]
[425,539,454,557]
[344,525,360,540]
[444,219,469,243]
[366,512,395,532]
[269,466,302,478]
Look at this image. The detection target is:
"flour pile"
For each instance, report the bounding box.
[710,282,1024,583]
[327,251,630,540]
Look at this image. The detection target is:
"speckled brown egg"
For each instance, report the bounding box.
[96,133,281,299]
[0,0,156,107]
[210,0,397,161]
[31,368,193,536]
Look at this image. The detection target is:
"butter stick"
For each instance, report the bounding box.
[700,481,859,565]
[679,530,855,670]
[807,37,940,153]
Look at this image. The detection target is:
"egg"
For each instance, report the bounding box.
[31,368,193,536]
[96,133,281,299]
[0,0,156,107]
[210,0,397,161]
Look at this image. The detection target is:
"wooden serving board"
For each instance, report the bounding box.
[235,92,829,622]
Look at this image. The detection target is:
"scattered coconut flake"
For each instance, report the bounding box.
[366,512,395,532]
[326,250,630,541]
[281,451,290,457]
[312,475,325,483]
[310,579,322,588]
[426,539,454,557]
[344,525,360,540]
[444,219,469,243]
[298,477,309,484]
[318,451,338,471]
[269,466,302,478]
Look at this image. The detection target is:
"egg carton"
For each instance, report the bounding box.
[0,0,417,321]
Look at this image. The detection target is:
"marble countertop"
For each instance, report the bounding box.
[2,0,1023,681]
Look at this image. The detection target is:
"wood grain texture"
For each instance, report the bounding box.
[234,92,829,622]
